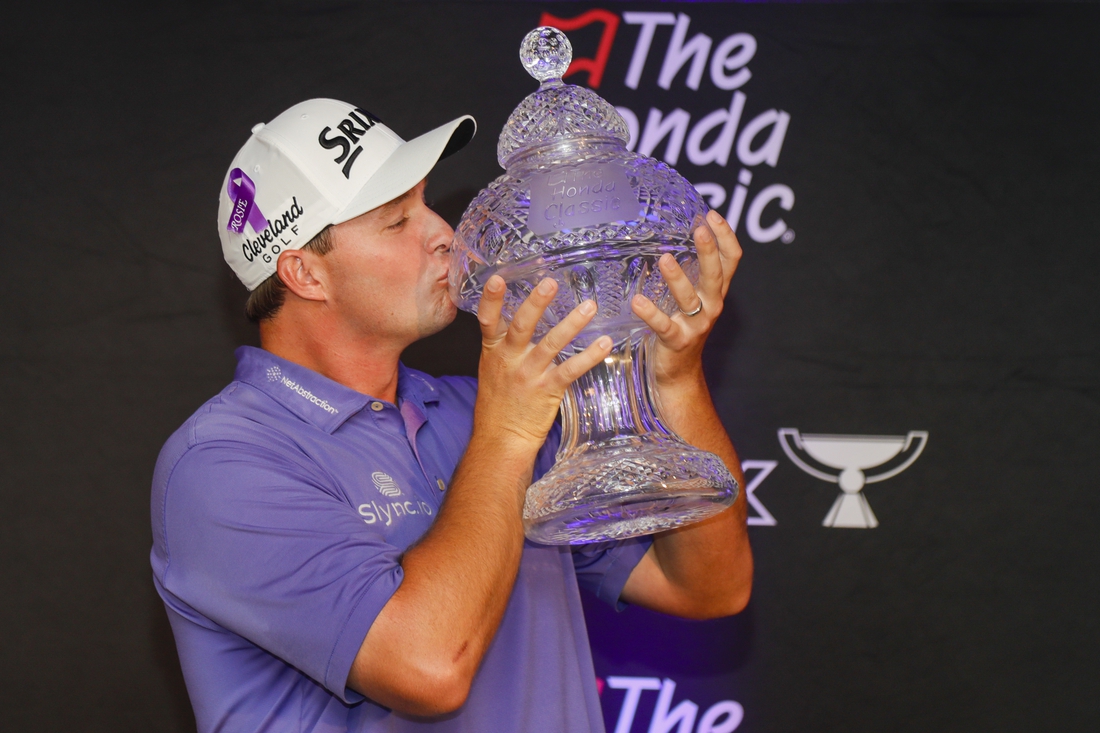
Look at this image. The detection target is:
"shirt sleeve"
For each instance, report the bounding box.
[159,438,398,703]
[533,421,562,482]
[572,536,652,611]
[536,422,652,611]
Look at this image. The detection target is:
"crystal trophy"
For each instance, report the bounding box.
[449,27,739,544]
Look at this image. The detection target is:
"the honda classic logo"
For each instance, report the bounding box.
[540,9,796,244]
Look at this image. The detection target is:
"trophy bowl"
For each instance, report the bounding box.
[449,27,739,544]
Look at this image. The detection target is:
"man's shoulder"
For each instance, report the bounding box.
[154,379,310,486]
[150,378,313,573]
[165,379,297,448]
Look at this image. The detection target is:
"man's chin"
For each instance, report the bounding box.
[417,302,458,340]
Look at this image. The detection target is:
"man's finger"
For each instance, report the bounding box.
[631,293,680,344]
[478,275,508,342]
[659,254,704,317]
[532,299,597,368]
[507,278,558,348]
[705,209,742,296]
[693,219,725,300]
[552,335,614,387]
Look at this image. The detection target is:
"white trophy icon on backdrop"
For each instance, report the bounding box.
[778,429,928,528]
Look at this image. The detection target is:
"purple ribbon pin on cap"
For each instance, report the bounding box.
[226,168,268,234]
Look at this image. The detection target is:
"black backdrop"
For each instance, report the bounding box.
[2,2,1098,731]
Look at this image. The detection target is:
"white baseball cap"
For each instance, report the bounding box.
[218,98,476,290]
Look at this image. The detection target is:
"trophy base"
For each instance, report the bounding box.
[523,434,738,545]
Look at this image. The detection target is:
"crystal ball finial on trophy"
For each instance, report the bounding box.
[449,27,739,544]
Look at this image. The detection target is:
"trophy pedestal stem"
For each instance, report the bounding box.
[522,333,738,544]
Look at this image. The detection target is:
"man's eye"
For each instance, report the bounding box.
[387,216,409,230]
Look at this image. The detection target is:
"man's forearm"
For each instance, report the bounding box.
[657,366,741,477]
[622,368,753,619]
[348,429,534,714]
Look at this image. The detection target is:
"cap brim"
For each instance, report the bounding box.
[333,115,476,225]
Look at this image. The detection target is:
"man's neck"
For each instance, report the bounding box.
[259,314,405,404]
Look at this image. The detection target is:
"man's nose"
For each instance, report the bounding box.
[427,211,454,253]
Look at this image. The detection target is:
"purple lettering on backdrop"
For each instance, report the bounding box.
[528,161,643,236]
[226,168,269,234]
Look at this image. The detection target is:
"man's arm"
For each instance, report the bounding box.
[621,210,754,619]
[347,277,611,716]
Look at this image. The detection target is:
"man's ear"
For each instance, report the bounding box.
[276,248,327,303]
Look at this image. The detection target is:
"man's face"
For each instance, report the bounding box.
[322,180,457,345]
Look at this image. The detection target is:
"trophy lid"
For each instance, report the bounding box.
[497,27,630,168]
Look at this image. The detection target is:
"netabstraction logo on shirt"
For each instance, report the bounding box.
[265,365,339,415]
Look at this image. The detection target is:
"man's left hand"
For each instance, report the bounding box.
[620,208,752,621]
[629,209,742,386]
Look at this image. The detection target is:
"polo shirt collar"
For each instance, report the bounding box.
[234,347,443,434]
[396,362,441,410]
[234,346,369,433]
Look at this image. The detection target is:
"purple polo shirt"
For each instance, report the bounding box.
[150,346,650,733]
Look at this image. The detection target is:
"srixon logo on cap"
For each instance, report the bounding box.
[318,108,383,179]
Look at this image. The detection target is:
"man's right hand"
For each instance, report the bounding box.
[347,277,610,716]
[472,274,612,453]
